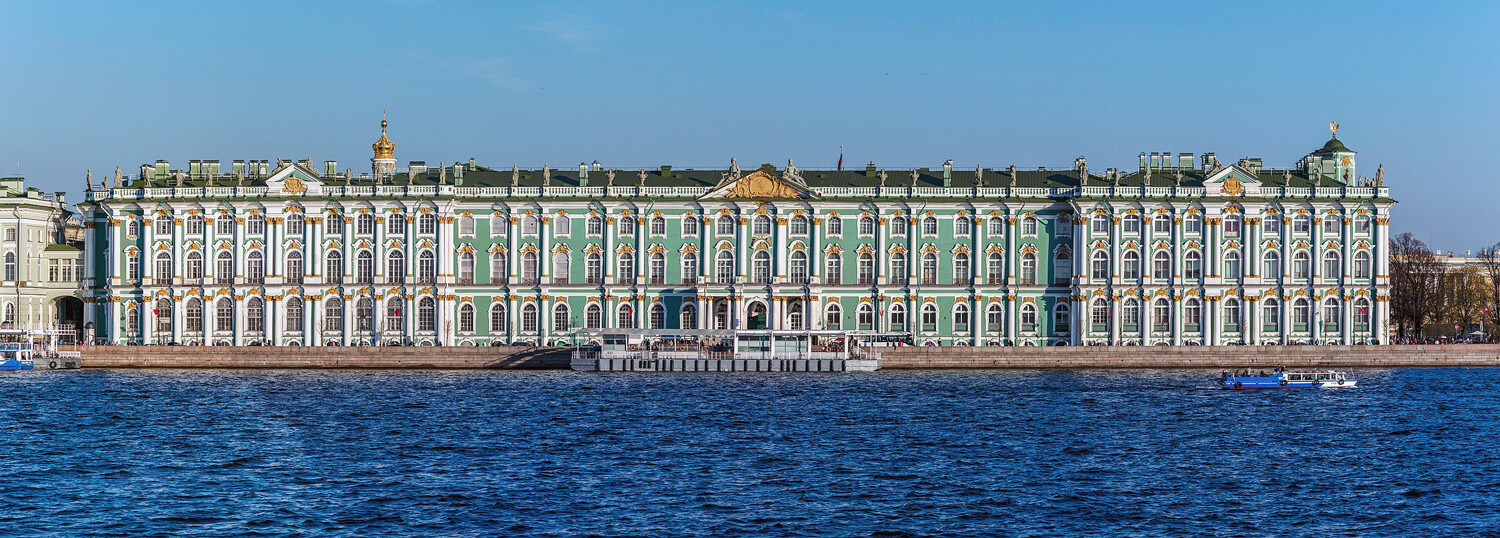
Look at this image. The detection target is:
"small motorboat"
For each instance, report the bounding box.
[0,348,33,370]
[1221,368,1356,389]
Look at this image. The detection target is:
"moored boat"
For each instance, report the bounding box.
[1221,368,1356,389]
[0,343,34,370]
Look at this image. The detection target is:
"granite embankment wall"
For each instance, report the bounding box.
[82,346,571,369]
[878,344,1500,369]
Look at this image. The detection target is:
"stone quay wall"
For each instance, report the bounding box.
[81,346,571,369]
[877,344,1500,369]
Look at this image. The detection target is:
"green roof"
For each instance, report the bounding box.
[1317,137,1353,153]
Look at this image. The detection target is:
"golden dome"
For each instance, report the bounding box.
[372,119,395,160]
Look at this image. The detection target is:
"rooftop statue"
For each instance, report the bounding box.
[638,169,647,186]
[910,169,919,187]
[511,165,519,187]
[1008,164,1017,186]
[1375,164,1384,187]
[85,169,92,192]
[878,169,888,188]
[542,164,550,187]
[975,165,983,186]
[606,168,616,187]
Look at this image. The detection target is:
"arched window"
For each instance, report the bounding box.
[356,213,375,235]
[954,253,970,284]
[1292,298,1310,328]
[246,297,264,333]
[1322,215,1340,235]
[617,304,635,329]
[1020,252,1037,284]
[618,251,635,283]
[418,297,436,332]
[386,250,406,284]
[126,219,140,238]
[286,251,303,283]
[458,251,474,283]
[680,303,697,330]
[419,213,438,235]
[1354,251,1372,279]
[521,303,538,332]
[356,250,375,284]
[789,251,808,284]
[285,213,304,236]
[215,213,234,235]
[825,252,842,285]
[216,297,235,332]
[1153,213,1171,234]
[1152,250,1171,280]
[551,215,571,237]
[921,253,938,284]
[1122,213,1141,234]
[185,298,204,333]
[385,298,404,332]
[323,298,343,332]
[1153,299,1171,328]
[717,215,735,235]
[649,252,665,284]
[1223,298,1241,330]
[1123,250,1140,280]
[858,252,875,284]
[490,303,508,333]
[682,252,698,284]
[1122,298,1140,330]
[186,214,205,235]
[825,302,842,330]
[988,217,1005,236]
[1183,251,1201,280]
[1053,303,1071,334]
[619,216,636,236]
[986,303,1003,333]
[987,252,1003,283]
[324,213,343,235]
[554,303,570,332]
[459,215,476,235]
[583,252,603,284]
[490,252,507,284]
[1293,251,1311,279]
[859,216,875,236]
[215,251,233,284]
[417,251,436,283]
[552,251,570,283]
[356,297,373,332]
[922,216,938,236]
[1263,250,1281,279]
[584,215,603,236]
[154,252,172,281]
[752,251,771,283]
[1184,298,1201,329]
[1354,298,1371,330]
[387,213,406,235]
[1223,250,1241,280]
[246,213,265,235]
[890,216,907,236]
[856,303,874,330]
[125,250,139,282]
[1020,303,1037,329]
[716,250,735,284]
[154,297,172,334]
[585,303,602,329]
[889,252,907,285]
[683,215,699,235]
[1323,251,1341,279]
[1262,299,1281,330]
[753,215,771,235]
[1091,251,1109,280]
[246,251,264,283]
[649,303,664,329]
[1021,216,1038,236]
[154,216,172,237]
[954,216,971,236]
[1322,299,1341,331]
[458,303,474,332]
[890,303,907,331]
[954,302,970,332]
[1090,299,1110,330]
[790,215,808,235]
[1091,214,1110,235]
[650,216,665,236]
[1053,249,1072,284]
[124,305,138,336]
[522,251,538,283]
[325,250,344,284]
[285,297,303,332]
[522,215,539,235]
[827,216,842,235]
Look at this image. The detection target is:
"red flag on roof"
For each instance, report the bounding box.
[837,145,844,171]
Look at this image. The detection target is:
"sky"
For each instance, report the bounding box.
[1,1,1495,252]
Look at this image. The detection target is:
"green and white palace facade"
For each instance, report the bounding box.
[79,124,1395,346]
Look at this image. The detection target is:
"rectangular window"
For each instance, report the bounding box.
[1153,216,1171,234]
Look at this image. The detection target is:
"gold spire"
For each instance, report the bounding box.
[1330,121,1339,138]
[373,116,395,160]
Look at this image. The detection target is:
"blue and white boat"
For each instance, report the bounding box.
[1221,369,1356,389]
[0,342,34,370]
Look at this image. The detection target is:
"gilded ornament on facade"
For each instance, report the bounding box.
[1221,177,1244,195]
[282,176,308,194]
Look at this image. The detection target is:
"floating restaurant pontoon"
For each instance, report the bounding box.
[569,329,898,372]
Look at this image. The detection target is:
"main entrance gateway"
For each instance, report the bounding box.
[569,329,897,372]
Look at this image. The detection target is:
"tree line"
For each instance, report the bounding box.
[1390,232,1500,341]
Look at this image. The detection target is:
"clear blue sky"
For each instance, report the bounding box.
[1,1,1495,252]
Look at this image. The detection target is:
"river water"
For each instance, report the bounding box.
[2,368,1496,536]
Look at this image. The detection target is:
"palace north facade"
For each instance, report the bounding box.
[77,122,1395,346]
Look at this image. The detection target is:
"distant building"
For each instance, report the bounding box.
[0,176,85,340]
[78,121,1394,346]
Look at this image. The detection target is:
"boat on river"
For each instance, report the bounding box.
[1221,369,1357,389]
[0,342,35,370]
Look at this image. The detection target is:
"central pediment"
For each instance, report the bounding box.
[703,168,816,200]
[1204,166,1260,196]
[264,162,324,195]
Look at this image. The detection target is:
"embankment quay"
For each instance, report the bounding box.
[74,344,1500,369]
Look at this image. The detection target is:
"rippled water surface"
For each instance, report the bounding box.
[3,367,1498,536]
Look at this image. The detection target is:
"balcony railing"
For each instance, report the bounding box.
[922,277,937,285]
[988,277,1004,285]
[215,277,233,285]
[285,276,303,285]
[457,277,474,285]
[682,277,698,285]
[649,276,665,285]
[954,277,970,286]
[825,275,841,285]
[858,277,874,285]
[552,277,570,285]
[180,277,203,286]
[328,275,344,285]
[490,276,507,285]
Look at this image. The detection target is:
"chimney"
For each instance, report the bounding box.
[189,160,201,178]
[325,160,337,177]
[208,160,220,176]
[866,163,878,177]
[55,192,66,205]
[579,162,589,186]
[1202,153,1217,170]
[1161,151,1170,169]
[1179,153,1194,170]
[942,159,953,186]
[1139,153,1148,171]
[154,160,168,178]
[1149,153,1161,169]
[232,160,245,176]
[592,160,602,171]
[659,165,671,176]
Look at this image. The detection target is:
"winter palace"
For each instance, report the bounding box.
[77,121,1395,346]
